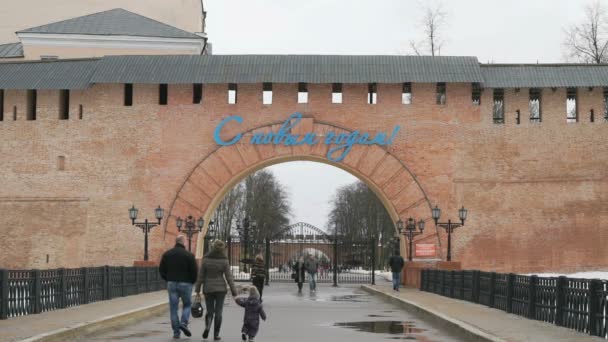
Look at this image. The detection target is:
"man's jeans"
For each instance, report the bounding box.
[308,272,317,291]
[392,272,401,290]
[167,281,193,336]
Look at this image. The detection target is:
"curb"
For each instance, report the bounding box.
[361,285,505,342]
[18,301,168,342]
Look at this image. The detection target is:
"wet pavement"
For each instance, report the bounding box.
[88,285,465,342]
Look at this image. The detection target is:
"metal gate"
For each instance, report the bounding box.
[223,222,377,285]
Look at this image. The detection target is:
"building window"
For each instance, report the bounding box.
[436,82,446,105]
[13,106,17,121]
[0,89,4,122]
[516,109,521,125]
[368,83,377,104]
[472,83,481,106]
[298,82,308,103]
[228,83,237,104]
[27,89,36,120]
[124,84,133,106]
[566,88,578,123]
[159,84,168,105]
[590,109,595,123]
[79,105,83,120]
[529,88,541,122]
[402,82,412,104]
[193,83,203,104]
[57,156,65,171]
[59,89,69,120]
[493,89,504,124]
[263,82,272,105]
[332,83,343,104]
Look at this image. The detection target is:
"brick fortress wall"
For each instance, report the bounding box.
[0,82,606,273]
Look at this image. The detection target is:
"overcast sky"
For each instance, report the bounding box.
[205,0,602,230]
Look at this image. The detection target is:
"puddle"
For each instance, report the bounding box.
[329,294,369,302]
[101,330,164,340]
[334,321,426,335]
[368,314,390,317]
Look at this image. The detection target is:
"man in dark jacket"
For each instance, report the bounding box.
[159,235,198,339]
[388,250,405,291]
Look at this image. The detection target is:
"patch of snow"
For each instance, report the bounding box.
[528,272,608,281]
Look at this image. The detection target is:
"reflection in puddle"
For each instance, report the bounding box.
[368,314,390,317]
[335,321,426,337]
[329,294,369,302]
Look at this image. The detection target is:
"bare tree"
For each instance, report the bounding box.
[564,1,608,64]
[212,183,244,241]
[409,2,448,56]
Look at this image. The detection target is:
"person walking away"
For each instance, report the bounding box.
[293,256,306,293]
[388,250,405,291]
[159,235,198,339]
[251,254,266,299]
[195,240,238,341]
[235,286,267,341]
[304,255,319,292]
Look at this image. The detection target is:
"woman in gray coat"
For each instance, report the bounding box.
[195,240,237,341]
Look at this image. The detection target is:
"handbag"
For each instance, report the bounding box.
[192,293,203,318]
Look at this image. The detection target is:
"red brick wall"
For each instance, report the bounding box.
[0,82,606,274]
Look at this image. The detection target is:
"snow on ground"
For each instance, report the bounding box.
[528,272,608,281]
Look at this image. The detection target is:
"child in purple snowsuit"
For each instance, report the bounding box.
[235,286,266,341]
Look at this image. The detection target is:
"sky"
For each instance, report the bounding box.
[204,0,601,230]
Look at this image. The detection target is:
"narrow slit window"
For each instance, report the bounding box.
[124,84,133,106]
[590,109,595,123]
[368,83,377,104]
[472,83,481,105]
[57,156,65,171]
[297,82,308,103]
[436,82,446,105]
[566,88,578,123]
[228,83,237,104]
[516,109,521,125]
[493,89,504,124]
[159,84,168,105]
[332,83,342,104]
[27,89,36,121]
[529,88,541,122]
[78,105,83,120]
[402,82,412,104]
[263,82,272,105]
[59,89,69,120]
[0,89,4,122]
[193,83,203,104]
[604,87,608,121]
[13,106,17,121]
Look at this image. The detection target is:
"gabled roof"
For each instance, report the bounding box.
[481,64,608,88]
[90,55,485,84]
[0,42,23,58]
[17,8,201,40]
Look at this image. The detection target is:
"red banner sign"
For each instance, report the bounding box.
[415,243,436,257]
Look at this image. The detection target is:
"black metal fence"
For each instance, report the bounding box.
[0,266,165,320]
[420,269,608,339]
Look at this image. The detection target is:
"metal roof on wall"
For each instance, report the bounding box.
[0,43,24,58]
[481,64,608,88]
[2,55,608,89]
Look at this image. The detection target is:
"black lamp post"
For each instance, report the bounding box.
[203,220,217,254]
[176,215,204,252]
[129,205,164,261]
[397,217,425,261]
[432,205,468,262]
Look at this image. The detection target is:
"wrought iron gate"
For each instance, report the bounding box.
[222,222,377,285]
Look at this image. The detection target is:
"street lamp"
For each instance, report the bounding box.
[129,205,164,261]
[432,205,468,262]
[237,217,256,271]
[175,215,204,252]
[203,220,217,254]
[397,217,425,261]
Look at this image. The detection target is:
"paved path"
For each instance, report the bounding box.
[368,285,605,342]
[88,285,465,342]
[0,291,167,342]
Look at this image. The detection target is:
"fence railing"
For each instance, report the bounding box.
[0,266,165,319]
[420,269,608,339]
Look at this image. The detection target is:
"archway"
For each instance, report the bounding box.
[164,117,439,259]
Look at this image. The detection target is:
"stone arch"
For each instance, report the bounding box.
[165,117,438,258]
